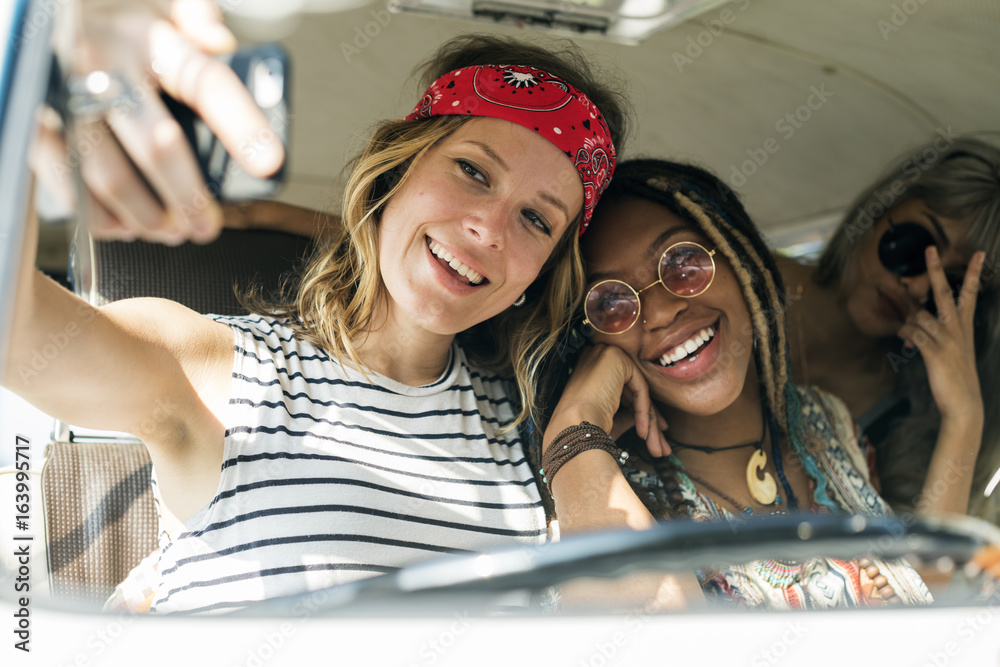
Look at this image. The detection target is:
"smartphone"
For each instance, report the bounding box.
[161,43,290,202]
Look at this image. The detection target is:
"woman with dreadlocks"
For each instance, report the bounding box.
[540,158,932,609]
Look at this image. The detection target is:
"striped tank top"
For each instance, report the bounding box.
[146,315,546,613]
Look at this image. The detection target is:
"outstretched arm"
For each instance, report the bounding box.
[4,183,235,521]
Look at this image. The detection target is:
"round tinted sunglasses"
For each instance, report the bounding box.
[878,216,968,317]
[584,241,717,335]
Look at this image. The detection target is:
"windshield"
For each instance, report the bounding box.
[1,1,1000,664]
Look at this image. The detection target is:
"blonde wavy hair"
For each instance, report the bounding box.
[255,35,630,430]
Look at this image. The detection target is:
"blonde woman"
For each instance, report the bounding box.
[777,137,999,522]
[6,35,627,613]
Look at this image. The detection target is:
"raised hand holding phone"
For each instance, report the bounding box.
[33,0,286,244]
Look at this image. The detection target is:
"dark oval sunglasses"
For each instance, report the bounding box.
[878,216,971,317]
[584,241,717,335]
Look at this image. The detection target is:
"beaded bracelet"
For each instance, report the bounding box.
[540,422,629,495]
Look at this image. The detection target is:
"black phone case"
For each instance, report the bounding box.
[161,43,290,203]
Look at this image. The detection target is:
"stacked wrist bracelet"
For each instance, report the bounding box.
[540,422,629,494]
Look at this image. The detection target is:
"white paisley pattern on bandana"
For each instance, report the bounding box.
[405,64,616,234]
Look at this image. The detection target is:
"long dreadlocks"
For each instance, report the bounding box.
[595,159,837,517]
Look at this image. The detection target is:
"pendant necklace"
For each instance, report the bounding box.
[667,409,798,510]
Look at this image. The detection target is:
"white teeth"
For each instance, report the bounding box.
[428,239,483,285]
[658,326,717,367]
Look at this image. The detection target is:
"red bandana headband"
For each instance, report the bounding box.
[405,64,616,234]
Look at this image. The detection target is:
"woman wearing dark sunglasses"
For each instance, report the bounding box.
[775,136,1000,523]
[540,159,931,609]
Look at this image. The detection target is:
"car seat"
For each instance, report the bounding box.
[36,227,314,607]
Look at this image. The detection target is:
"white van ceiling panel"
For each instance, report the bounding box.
[249,0,999,234]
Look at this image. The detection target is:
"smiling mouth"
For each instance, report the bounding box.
[427,238,485,286]
[658,325,717,367]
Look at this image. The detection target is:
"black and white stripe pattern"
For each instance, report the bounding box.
[149,315,545,614]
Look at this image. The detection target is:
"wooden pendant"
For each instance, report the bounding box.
[746,448,778,505]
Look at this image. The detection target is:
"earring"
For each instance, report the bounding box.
[642,318,647,325]
[513,293,526,307]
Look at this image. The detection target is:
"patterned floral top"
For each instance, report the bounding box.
[623,386,933,610]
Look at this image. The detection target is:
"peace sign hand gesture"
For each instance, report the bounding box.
[896,247,985,426]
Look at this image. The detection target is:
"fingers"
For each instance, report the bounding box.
[909,310,944,339]
[901,247,984,351]
[149,20,285,178]
[105,93,223,242]
[77,119,177,242]
[170,0,237,54]
[925,246,958,323]
[619,358,669,458]
[559,344,669,458]
[967,545,1000,579]
[30,107,76,211]
[957,251,985,330]
[897,313,942,354]
[82,188,135,242]
[33,105,189,243]
[650,406,671,457]
[655,409,669,434]
[625,371,651,441]
[47,2,238,243]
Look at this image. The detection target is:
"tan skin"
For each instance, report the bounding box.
[544,197,813,605]
[777,198,985,516]
[33,0,285,245]
[7,118,580,537]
